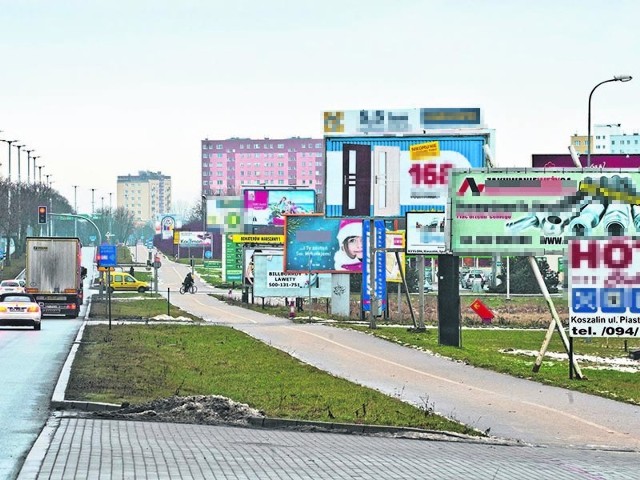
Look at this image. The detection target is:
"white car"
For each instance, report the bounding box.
[0,293,42,330]
[0,280,26,294]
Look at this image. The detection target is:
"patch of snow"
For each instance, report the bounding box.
[501,349,640,373]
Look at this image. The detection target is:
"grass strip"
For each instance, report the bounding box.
[66,324,477,435]
[342,325,640,405]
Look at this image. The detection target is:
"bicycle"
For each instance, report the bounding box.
[179,284,198,294]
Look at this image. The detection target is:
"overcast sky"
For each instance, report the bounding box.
[1,0,638,214]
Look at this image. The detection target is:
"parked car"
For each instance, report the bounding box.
[0,292,42,330]
[109,273,149,293]
[0,279,26,294]
[462,270,486,289]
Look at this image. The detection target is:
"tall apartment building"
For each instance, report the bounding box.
[117,170,172,224]
[201,137,324,199]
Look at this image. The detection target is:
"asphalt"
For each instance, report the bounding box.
[16,255,640,479]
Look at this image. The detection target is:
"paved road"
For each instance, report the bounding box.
[158,256,640,450]
[0,247,95,479]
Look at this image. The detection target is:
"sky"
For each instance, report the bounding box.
[1,0,638,215]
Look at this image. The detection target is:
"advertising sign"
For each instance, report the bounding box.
[161,216,175,240]
[253,252,332,298]
[532,154,640,169]
[405,211,446,254]
[450,169,640,255]
[206,196,244,233]
[223,234,242,282]
[230,234,284,244]
[243,189,316,226]
[362,220,387,312]
[324,134,487,218]
[178,231,212,247]
[284,215,363,273]
[323,108,483,134]
[569,238,640,338]
[386,231,405,283]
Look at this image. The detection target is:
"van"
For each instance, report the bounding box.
[109,273,149,293]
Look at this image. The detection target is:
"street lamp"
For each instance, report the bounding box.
[37,165,43,184]
[14,144,24,183]
[91,188,96,214]
[0,139,18,181]
[32,155,40,184]
[587,75,633,166]
[45,174,52,186]
[25,149,34,184]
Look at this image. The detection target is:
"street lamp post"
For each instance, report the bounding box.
[45,174,52,187]
[25,149,34,184]
[91,188,96,214]
[37,166,43,184]
[587,75,633,166]
[14,144,24,183]
[0,139,18,181]
[32,155,40,183]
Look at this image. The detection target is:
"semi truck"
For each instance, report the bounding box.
[25,237,86,318]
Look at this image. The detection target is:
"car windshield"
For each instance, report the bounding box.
[1,295,32,302]
[1,281,19,287]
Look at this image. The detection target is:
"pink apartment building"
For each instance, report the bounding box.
[201,137,325,201]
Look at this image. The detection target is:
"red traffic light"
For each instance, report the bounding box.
[38,206,47,224]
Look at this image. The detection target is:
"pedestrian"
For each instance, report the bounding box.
[129,266,135,277]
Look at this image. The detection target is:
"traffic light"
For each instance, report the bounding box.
[38,206,47,224]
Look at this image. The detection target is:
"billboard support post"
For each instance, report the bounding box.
[437,254,460,346]
[396,251,418,330]
[530,256,583,378]
[418,255,425,329]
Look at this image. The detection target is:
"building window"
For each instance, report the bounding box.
[612,141,616,145]
[277,144,284,149]
[315,143,321,148]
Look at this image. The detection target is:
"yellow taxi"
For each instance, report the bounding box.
[108,273,150,293]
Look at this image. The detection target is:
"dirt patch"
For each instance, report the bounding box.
[94,395,265,426]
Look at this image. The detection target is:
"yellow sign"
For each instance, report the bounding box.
[98,266,115,272]
[323,111,345,133]
[410,141,440,160]
[173,230,180,245]
[231,234,284,244]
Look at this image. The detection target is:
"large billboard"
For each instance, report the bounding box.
[243,189,316,226]
[323,108,484,134]
[206,196,244,232]
[569,238,640,338]
[532,154,640,169]
[324,134,488,218]
[177,231,212,247]
[284,215,363,273]
[450,169,640,255]
[253,252,332,298]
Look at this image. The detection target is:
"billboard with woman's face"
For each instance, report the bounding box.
[284,215,363,273]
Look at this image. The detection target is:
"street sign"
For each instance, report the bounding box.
[98,245,117,267]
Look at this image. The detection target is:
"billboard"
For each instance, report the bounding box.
[362,220,387,312]
[569,238,640,338]
[253,252,332,298]
[450,169,640,255]
[243,189,316,226]
[532,154,640,169]
[177,231,212,247]
[206,196,244,233]
[284,215,363,273]
[405,211,446,254]
[323,108,483,134]
[324,134,487,218]
[385,231,405,283]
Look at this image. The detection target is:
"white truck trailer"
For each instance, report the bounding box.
[25,237,86,318]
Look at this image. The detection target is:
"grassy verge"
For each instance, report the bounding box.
[89,296,201,321]
[67,324,477,435]
[341,325,640,405]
